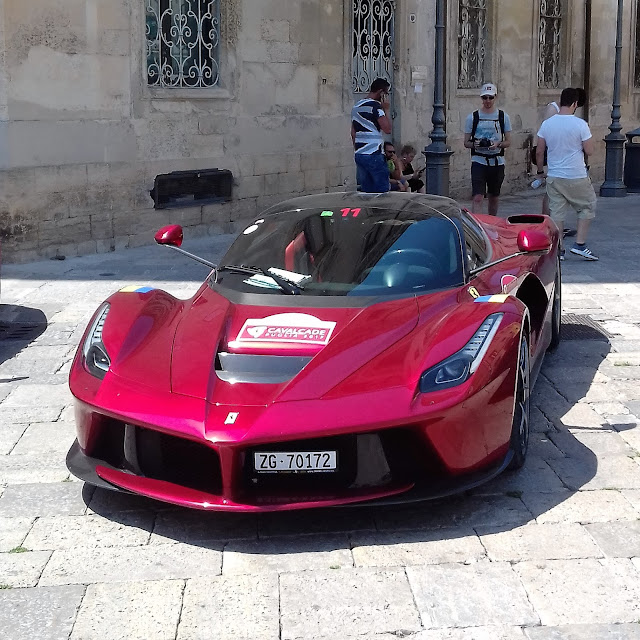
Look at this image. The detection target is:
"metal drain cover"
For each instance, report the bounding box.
[0,321,47,342]
[561,314,613,341]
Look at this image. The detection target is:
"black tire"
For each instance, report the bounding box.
[507,329,531,470]
[548,256,561,351]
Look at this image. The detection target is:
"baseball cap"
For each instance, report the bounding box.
[479,83,497,97]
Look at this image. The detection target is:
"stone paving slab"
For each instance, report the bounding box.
[0,454,71,485]
[350,528,485,567]
[516,558,640,625]
[584,520,640,558]
[549,430,637,458]
[407,562,539,628]
[178,574,280,640]
[0,422,28,455]
[524,624,640,639]
[257,507,377,538]
[546,455,640,490]
[410,628,527,640]
[0,550,52,587]
[38,543,223,586]
[0,516,34,552]
[374,495,533,531]
[0,482,92,518]
[1,383,73,407]
[9,422,76,457]
[0,585,86,640]
[520,489,640,524]
[23,512,154,551]
[279,567,421,640]
[223,534,353,575]
[149,509,258,544]
[0,405,63,425]
[70,580,183,640]
[471,458,566,495]
[477,522,603,561]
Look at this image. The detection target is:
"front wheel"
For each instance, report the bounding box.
[507,329,531,470]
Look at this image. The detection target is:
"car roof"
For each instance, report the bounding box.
[260,191,465,223]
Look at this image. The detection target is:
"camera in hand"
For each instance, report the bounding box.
[476,138,493,148]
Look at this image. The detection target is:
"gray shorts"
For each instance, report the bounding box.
[546,176,597,222]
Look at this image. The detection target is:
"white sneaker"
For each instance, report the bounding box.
[570,244,599,261]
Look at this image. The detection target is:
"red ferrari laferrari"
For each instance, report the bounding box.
[67,192,561,511]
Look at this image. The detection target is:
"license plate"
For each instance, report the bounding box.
[254,451,337,473]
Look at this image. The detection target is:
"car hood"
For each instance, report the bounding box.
[169,287,421,405]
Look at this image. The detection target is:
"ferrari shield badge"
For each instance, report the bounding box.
[501,274,517,293]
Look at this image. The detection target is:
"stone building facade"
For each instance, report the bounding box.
[0,0,638,262]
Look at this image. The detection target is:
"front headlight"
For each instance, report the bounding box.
[419,313,503,392]
[82,303,111,379]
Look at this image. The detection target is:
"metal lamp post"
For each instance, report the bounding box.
[600,0,627,197]
[424,0,453,196]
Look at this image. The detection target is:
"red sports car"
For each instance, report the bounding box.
[67,192,561,511]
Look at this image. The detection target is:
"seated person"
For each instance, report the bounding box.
[400,145,426,193]
[383,141,409,191]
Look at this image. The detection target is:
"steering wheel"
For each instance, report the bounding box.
[379,248,440,269]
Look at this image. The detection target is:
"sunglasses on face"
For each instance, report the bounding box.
[481,95,495,100]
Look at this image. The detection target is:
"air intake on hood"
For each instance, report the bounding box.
[215,352,312,384]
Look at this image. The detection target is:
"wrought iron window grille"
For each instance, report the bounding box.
[538,0,563,89]
[352,0,395,93]
[458,0,487,89]
[146,0,220,88]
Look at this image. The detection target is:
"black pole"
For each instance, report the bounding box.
[600,0,627,197]
[424,0,453,196]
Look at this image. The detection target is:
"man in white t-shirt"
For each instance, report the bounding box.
[535,88,585,230]
[536,87,598,261]
[463,83,512,216]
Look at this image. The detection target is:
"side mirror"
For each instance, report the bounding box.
[517,229,551,253]
[155,225,184,247]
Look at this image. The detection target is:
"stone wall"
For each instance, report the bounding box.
[0,0,636,262]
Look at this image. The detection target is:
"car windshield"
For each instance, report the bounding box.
[215,205,464,297]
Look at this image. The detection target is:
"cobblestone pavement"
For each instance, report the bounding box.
[1,191,640,639]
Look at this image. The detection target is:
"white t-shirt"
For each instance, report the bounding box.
[537,114,591,179]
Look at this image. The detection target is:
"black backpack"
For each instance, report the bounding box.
[470,109,506,158]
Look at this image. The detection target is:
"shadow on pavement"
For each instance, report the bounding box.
[0,304,48,369]
[83,335,610,554]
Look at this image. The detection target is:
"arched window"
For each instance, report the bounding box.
[538,0,563,89]
[458,0,488,89]
[146,0,220,88]
[352,0,395,93]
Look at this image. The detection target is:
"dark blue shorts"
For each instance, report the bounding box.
[471,162,505,197]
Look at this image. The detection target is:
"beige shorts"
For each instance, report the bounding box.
[546,176,597,222]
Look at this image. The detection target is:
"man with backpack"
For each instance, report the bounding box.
[463,83,512,215]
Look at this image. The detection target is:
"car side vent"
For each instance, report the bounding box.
[507,214,546,225]
[215,352,312,384]
[150,169,233,209]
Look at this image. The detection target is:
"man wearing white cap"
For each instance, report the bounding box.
[463,82,512,215]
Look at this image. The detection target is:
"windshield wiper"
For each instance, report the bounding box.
[216,264,303,295]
